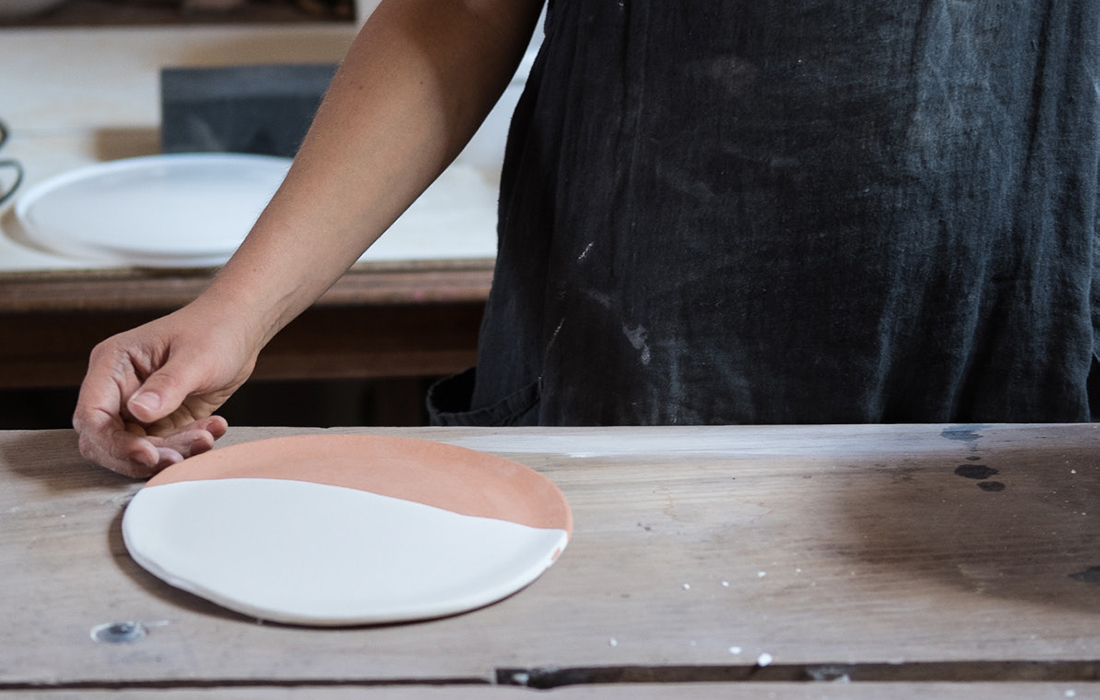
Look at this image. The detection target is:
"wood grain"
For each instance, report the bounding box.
[6,683,1099,699]
[0,261,492,313]
[0,263,488,387]
[3,424,1100,690]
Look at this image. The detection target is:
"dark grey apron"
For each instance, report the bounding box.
[430,0,1100,425]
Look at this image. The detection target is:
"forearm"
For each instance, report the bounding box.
[195,0,544,346]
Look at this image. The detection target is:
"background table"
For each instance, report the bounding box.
[0,260,491,389]
[0,24,500,427]
[3,423,1100,697]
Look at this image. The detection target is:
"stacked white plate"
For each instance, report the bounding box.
[15,153,290,268]
[14,151,503,268]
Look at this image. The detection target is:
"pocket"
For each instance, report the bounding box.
[427,368,541,427]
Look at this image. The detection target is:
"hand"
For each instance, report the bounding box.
[72,306,259,478]
[72,0,545,478]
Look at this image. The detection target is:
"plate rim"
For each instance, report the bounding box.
[14,152,291,264]
[123,433,573,626]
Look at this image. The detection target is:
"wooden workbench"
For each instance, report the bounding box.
[0,260,491,389]
[0,25,500,391]
[3,423,1100,697]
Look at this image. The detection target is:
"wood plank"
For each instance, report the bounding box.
[4,682,1098,699]
[0,262,488,388]
[0,262,493,313]
[0,301,482,388]
[252,303,483,381]
[3,425,1100,687]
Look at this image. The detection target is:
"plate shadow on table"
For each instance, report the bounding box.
[828,427,1100,613]
[106,504,261,624]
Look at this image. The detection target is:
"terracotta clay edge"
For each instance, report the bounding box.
[145,434,572,534]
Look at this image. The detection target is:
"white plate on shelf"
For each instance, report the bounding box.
[122,434,573,626]
[15,153,290,267]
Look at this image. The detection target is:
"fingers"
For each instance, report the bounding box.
[121,426,217,477]
[125,359,211,425]
[74,354,159,477]
[75,415,226,479]
[154,446,185,470]
[74,345,230,477]
[157,421,225,461]
[201,415,230,441]
[73,311,250,476]
[75,413,161,479]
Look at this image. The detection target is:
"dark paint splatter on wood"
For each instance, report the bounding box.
[977,481,1005,492]
[941,425,988,442]
[1069,567,1100,585]
[954,464,999,480]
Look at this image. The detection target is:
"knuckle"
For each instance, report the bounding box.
[76,433,103,464]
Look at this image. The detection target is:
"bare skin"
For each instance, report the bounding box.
[72,0,545,478]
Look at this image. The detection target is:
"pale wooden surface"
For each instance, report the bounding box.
[3,424,1100,694]
[5,683,1100,699]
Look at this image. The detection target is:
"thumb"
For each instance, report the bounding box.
[126,363,204,424]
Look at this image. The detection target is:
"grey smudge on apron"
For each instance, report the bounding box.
[430,0,1100,426]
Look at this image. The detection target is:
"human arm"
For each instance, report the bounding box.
[72,0,545,477]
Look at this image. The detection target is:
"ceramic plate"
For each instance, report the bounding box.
[122,435,572,626]
[15,153,289,267]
